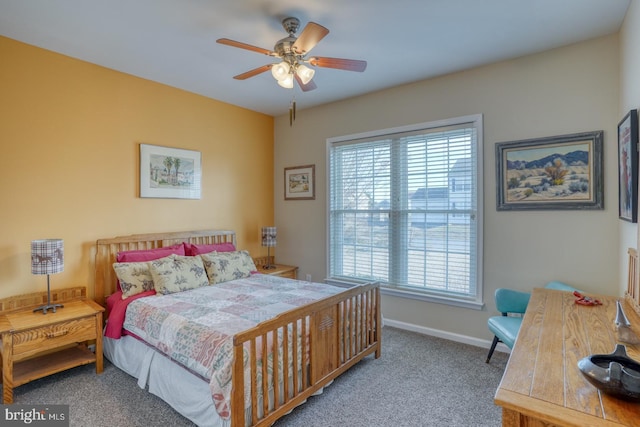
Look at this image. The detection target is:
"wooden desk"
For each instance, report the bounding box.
[494,288,640,427]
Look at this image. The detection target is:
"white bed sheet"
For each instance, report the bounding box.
[104,334,224,427]
[104,334,325,427]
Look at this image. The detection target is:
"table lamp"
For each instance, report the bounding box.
[31,239,64,314]
[261,226,277,269]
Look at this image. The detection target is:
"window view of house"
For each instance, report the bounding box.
[328,116,482,303]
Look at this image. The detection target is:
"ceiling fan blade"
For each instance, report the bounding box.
[309,57,367,72]
[217,38,275,56]
[233,65,272,80]
[292,22,329,55]
[294,74,317,92]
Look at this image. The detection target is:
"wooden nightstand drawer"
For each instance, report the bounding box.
[12,317,96,360]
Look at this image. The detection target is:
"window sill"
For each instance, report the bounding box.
[324,277,485,310]
[381,287,484,310]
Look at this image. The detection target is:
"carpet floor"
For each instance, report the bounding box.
[13,326,509,426]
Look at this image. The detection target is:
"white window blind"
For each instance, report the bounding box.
[327,115,483,307]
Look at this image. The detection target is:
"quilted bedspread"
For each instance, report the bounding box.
[122,273,344,419]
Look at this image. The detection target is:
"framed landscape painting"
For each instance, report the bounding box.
[496,131,603,211]
[618,109,638,222]
[140,144,201,199]
[284,164,315,200]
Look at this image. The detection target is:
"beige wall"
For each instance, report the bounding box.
[274,34,620,341]
[620,0,640,294]
[0,36,274,299]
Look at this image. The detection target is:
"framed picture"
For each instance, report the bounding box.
[618,109,638,222]
[284,164,315,200]
[496,131,603,211]
[140,143,201,199]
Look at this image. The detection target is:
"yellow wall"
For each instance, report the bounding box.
[0,36,274,299]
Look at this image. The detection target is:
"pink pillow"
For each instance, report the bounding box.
[184,242,236,256]
[116,243,186,262]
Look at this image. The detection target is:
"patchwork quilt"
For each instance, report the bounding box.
[122,273,344,419]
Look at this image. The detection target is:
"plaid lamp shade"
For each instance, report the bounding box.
[261,227,277,247]
[31,239,64,275]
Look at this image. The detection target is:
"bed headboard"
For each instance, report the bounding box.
[95,229,236,306]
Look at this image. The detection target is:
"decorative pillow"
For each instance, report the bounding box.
[114,244,186,291]
[113,261,156,299]
[148,254,209,294]
[116,243,186,262]
[184,242,236,256]
[200,250,257,285]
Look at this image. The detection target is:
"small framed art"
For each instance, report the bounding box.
[140,143,201,199]
[284,164,315,200]
[618,109,638,222]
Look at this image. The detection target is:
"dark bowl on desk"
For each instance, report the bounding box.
[577,344,640,402]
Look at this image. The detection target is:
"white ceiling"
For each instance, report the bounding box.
[0,0,630,117]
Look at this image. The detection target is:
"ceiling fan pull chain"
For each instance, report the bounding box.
[289,97,297,127]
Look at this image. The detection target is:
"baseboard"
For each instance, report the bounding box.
[383,318,511,354]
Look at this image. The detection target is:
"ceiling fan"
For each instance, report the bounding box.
[216,17,367,92]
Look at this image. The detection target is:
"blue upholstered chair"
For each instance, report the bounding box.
[486,288,531,363]
[485,281,580,363]
[543,281,580,292]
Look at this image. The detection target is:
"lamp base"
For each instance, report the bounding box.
[34,274,63,314]
[33,303,63,315]
[262,245,276,269]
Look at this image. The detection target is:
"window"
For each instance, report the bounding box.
[327,115,483,309]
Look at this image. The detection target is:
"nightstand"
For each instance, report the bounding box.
[0,299,104,403]
[260,264,298,279]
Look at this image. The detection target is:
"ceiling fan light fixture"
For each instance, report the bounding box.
[277,73,294,89]
[271,61,290,81]
[296,64,315,85]
[218,16,366,95]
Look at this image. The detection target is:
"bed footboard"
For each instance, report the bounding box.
[231,282,381,427]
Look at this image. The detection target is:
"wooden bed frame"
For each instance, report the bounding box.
[95,229,381,427]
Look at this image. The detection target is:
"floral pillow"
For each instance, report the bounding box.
[148,254,209,295]
[200,250,257,285]
[113,261,155,299]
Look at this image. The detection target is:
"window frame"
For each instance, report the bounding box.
[325,114,484,310]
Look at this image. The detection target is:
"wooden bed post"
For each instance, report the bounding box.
[231,343,246,427]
